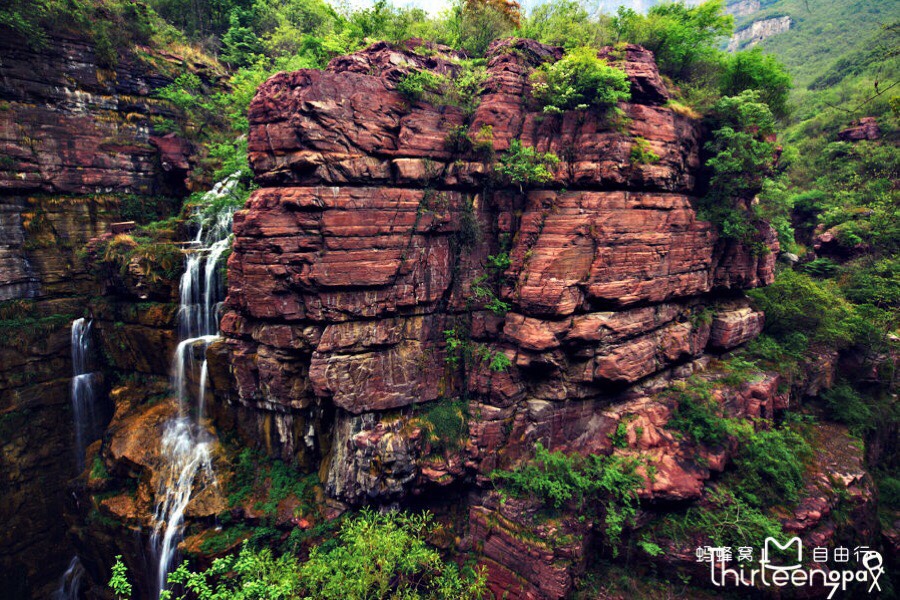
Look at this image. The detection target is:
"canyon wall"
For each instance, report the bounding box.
[205,39,866,597]
[0,31,192,598]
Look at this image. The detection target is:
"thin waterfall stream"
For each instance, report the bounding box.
[71,317,99,470]
[150,173,241,598]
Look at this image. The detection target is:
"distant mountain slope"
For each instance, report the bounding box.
[731,0,899,88]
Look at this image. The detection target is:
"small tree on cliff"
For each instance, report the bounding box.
[530,46,631,114]
[700,90,778,243]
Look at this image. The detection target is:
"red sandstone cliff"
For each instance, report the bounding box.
[208,39,798,597]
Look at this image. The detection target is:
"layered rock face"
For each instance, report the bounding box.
[213,39,781,596]
[0,30,192,598]
[727,16,793,52]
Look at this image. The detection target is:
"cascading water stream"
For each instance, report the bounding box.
[52,556,85,600]
[71,317,99,470]
[151,173,242,599]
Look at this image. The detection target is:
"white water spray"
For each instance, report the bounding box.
[71,317,99,470]
[52,556,85,600]
[151,172,242,598]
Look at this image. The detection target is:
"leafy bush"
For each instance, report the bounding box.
[115,510,485,599]
[665,377,733,447]
[698,91,779,243]
[530,46,630,114]
[747,269,855,348]
[629,136,660,165]
[730,426,812,508]
[656,488,785,554]
[821,382,873,436]
[516,0,610,49]
[397,70,446,103]
[842,257,900,307]
[720,47,792,120]
[496,139,559,192]
[492,443,643,550]
[300,509,486,599]
[109,556,132,600]
[612,0,732,80]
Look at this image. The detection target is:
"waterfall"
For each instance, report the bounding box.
[71,317,99,470]
[151,172,242,599]
[52,556,84,600]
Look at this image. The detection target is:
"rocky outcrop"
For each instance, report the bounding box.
[838,117,881,142]
[211,39,780,598]
[727,16,793,52]
[726,0,761,18]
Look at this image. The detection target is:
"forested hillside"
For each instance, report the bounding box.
[0,0,896,598]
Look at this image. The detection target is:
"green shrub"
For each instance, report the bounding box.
[530,46,630,114]
[699,90,778,243]
[415,399,468,452]
[656,487,785,554]
[842,257,900,308]
[665,377,733,447]
[396,70,446,103]
[730,426,812,508]
[802,257,840,277]
[300,509,487,599]
[612,0,732,80]
[496,139,559,192]
[109,556,132,600]
[492,443,643,551]
[629,136,660,165]
[747,269,855,348]
[720,47,792,120]
[821,382,873,436]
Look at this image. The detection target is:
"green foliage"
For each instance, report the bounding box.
[747,269,855,348]
[629,136,660,165]
[161,542,301,600]
[879,475,900,511]
[612,0,732,80]
[516,1,611,49]
[657,487,785,554]
[0,308,74,348]
[821,381,875,437]
[447,0,518,56]
[530,46,630,114]
[729,425,812,508]
[843,257,900,308]
[721,47,792,120]
[699,91,778,243]
[496,139,559,191]
[300,509,487,599]
[116,194,181,226]
[443,327,472,369]
[608,422,628,449]
[416,399,468,452]
[0,0,176,63]
[109,556,132,600]
[665,377,733,447]
[93,234,184,285]
[487,350,511,373]
[492,443,643,551]
[90,456,110,480]
[397,70,446,103]
[226,448,318,517]
[221,8,264,67]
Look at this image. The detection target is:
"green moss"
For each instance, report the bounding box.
[415,399,468,452]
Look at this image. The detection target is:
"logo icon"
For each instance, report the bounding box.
[760,537,802,571]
